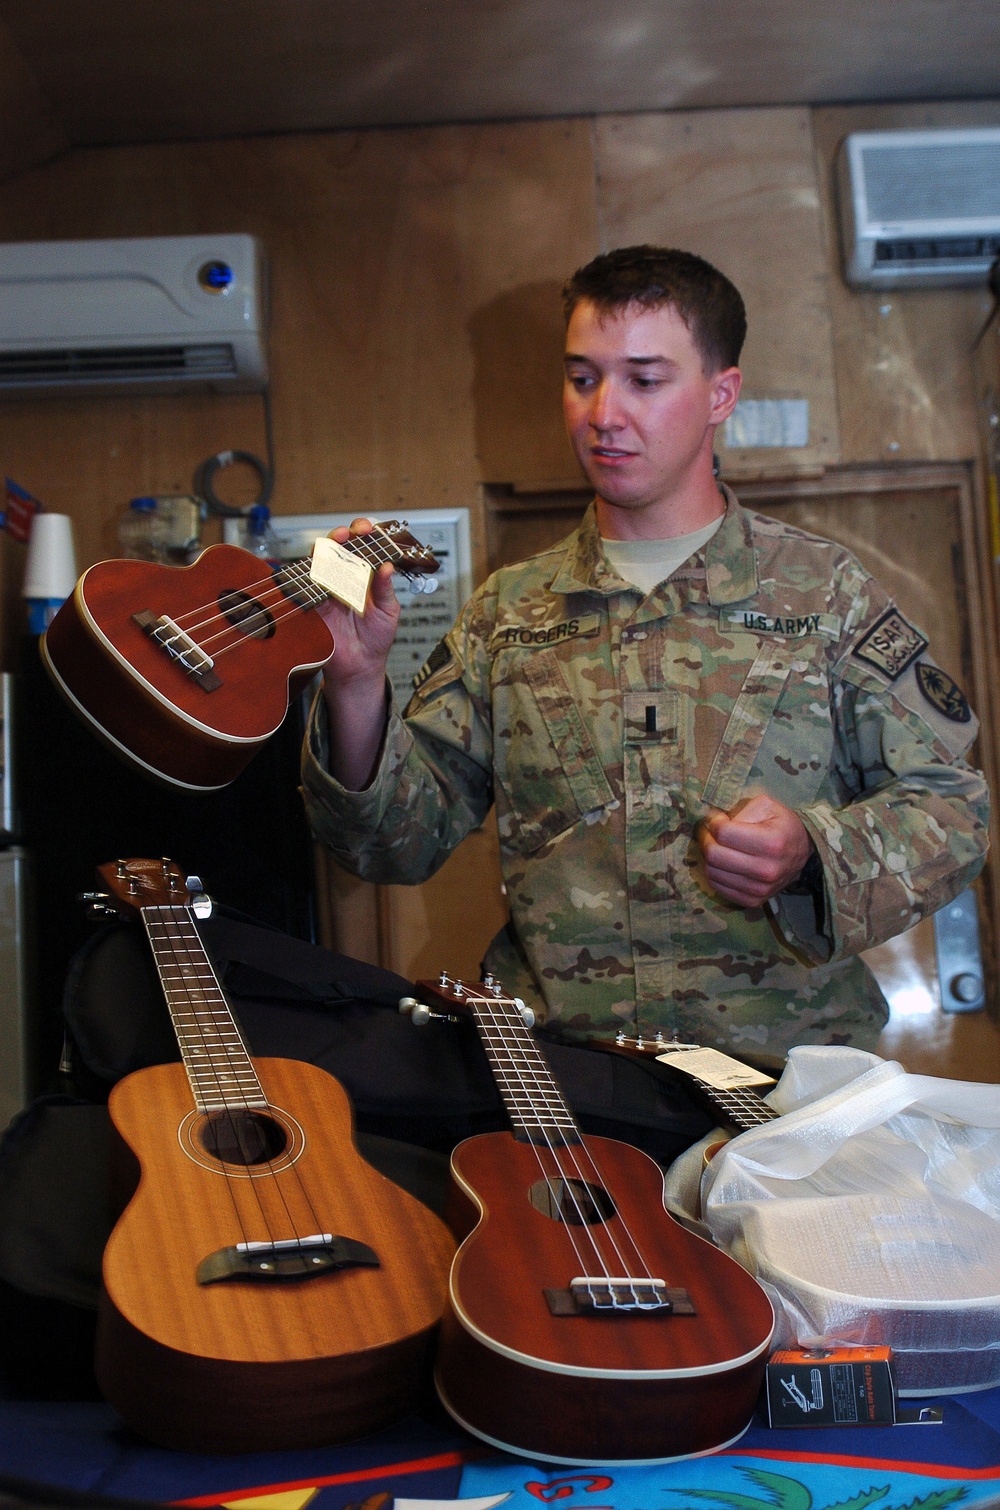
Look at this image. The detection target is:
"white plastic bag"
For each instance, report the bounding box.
[699,1045,1000,1395]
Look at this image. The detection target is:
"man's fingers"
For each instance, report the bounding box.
[701,823,779,873]
[699,797,814,907]
[706,813,786,859]
[701,832,770,900]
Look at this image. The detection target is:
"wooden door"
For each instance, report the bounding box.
[739,466,1000,1081]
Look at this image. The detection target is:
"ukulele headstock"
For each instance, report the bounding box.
[403,971,535,1027]
[362,521,441,593]
[96,857,192,918]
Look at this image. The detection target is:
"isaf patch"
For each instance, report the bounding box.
[412,638,453,690]
[915,661,971,723]
[853,607,928,680]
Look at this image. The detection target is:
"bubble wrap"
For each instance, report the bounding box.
[697,1046,1000,1395]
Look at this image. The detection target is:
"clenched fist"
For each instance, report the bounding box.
[699,793,816,907]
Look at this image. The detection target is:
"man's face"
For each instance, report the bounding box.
[562,298,741,532]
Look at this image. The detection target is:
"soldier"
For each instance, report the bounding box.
[302,244,989,1069]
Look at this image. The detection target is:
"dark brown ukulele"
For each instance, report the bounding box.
[406,972,774,1466]
[95,858,455,1453]
[41,522,438,790]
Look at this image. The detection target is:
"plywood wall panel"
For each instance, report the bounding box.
[0,121,598,662]
[812,99,1000,465]
[593,108,841,479]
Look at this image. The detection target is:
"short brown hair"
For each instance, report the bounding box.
[562,245,747,372]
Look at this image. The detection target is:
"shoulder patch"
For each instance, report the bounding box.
[412,638,454,690]
[490,613,601,652]
[915,661,972,723]
[853,607,928,680]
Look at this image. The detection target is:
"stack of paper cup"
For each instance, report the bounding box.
[23,513,78,633]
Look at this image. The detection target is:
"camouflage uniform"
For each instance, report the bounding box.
[303,488,989,1064]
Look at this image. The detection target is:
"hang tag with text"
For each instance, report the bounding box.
[656,1046,775,1091]
[310,537,373,614]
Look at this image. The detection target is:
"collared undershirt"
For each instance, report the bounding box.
[601,515,724,595]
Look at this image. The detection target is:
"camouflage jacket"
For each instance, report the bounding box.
[302,489,990,1063]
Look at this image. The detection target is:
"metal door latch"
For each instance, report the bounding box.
[933,888,985,1013]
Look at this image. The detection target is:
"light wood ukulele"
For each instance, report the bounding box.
[405,972,774,1466]
[42,522,439,790]
[95,858,455,1453]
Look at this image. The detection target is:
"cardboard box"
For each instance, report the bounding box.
[766,1347,896,1427]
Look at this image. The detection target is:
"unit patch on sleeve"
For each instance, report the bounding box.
[490,613,601,652]
[412,638,454,690]
[853,607,928,680]
[915,661,972,723]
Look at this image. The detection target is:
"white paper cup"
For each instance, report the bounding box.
[22,513,77,601]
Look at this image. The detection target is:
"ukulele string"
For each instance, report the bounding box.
[149,902,326,1256]
[143,903,262,1249]
[150,530,426,661]
[472,991,639,1286]
[473,992,628,1284]
[474,990,665,1295]
[477,1007,594,1280]
[163,901,331,1249]
[157,902,329,1253]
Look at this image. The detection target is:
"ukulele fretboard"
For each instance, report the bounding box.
[457,980,580,1145]
[142,906,266,1113]
[694,1083,777,1130]
[271,526,431,611]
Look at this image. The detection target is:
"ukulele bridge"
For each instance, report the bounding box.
[544,1278,695,1317]
[131,610,222,692]
[196,1232,380,1285]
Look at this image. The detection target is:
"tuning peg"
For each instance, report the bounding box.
[398,996,433,1026]
[513,997,535,1029]
[78,890,116,919]
[407,574,439,595]
[398,995,462,1027]
[190,892,213,920]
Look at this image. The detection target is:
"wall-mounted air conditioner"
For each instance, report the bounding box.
[837,128,1000,289]
[0,234,267,396]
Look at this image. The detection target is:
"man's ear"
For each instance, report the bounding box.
[709,366,742,425]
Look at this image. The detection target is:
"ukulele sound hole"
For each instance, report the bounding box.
[218,589,275,640]
[529,1178,616,1226]
[199,1110,288,1166]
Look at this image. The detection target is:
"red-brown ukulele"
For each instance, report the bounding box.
[41,522,438,790]
[589,1032,779,1136]
[406,973,774,1465]
[94,858,455,1453]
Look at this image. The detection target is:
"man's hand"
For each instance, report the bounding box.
[315,520,401,686]
[698,793,816,907]
[316,520,402,791]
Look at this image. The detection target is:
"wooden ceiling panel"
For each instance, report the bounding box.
[0,0,997,148]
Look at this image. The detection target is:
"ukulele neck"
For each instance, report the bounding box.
[290,522,429,589]
[456,979,581,1146]
[141,905,266,1114]
[262,524,432,613]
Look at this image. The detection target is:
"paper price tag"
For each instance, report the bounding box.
[655,1046,775,1091]
[310,537,373,614]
